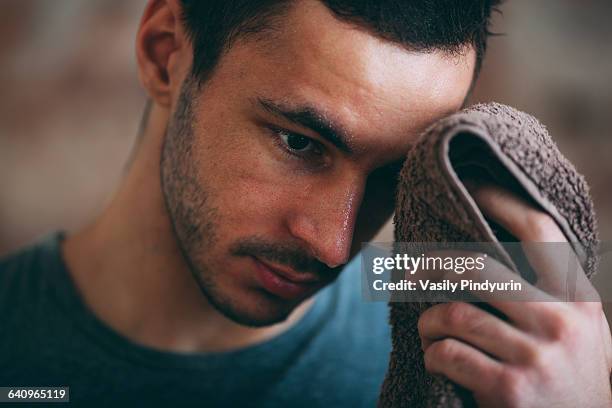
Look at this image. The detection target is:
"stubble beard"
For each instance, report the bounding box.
[159,75,296,327]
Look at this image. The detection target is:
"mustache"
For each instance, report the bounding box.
[230,237,343,277]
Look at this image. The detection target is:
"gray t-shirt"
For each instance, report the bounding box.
[0,233,391,406]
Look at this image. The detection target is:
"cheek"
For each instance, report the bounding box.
[188,127,310,235]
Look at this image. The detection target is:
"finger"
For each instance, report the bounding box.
[425,249,553,303]
[521,241,598,301]
[419,302,536,364]
[466,182,566,242]
[467,183,598,300]
[424,337,504,394]
[423,249,569,334]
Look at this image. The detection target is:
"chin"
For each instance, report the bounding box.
[203,285,304,328]
[225,309,292,328]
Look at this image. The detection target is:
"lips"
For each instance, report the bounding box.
[257,258,321,283]
[252,257,322,300]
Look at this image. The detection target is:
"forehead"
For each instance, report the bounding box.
[212,0,476,161]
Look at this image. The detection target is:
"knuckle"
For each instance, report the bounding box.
[546,310,577,340]
[429,338,457,362]
[520,341,544,367]
[443,302,471,328]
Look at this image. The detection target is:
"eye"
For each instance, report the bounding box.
[265,125,327,166]
[277,129,317,153]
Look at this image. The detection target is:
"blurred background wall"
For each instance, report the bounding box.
[1,1,610,259]
[0,0,146,254]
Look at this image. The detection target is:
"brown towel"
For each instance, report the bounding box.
[378,103,599,407]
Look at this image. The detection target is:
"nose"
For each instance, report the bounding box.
[286,175,364,269]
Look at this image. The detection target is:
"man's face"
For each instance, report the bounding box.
[161,0,475,326]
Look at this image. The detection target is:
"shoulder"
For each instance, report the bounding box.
[0,233,64,306]
[0,241,40,287]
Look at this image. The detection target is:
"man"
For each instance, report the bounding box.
[1,0,610,406]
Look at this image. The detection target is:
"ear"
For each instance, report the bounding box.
[136,0,190,107]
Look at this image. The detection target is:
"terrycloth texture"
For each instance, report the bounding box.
[378,103,599,408]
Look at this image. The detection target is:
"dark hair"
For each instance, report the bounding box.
[180,0,502,83]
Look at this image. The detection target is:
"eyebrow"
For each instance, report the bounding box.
[255,97,353,154]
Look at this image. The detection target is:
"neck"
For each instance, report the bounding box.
[62,103,313,353]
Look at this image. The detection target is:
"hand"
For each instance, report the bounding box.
[417,183,612,407]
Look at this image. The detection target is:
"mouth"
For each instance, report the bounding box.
[252,257,323,300]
